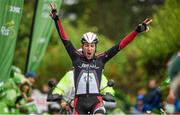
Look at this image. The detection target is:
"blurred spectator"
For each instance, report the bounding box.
[167,52,180,81]
[31,83,49,113]
[13,71,39,114]
[15,81,35,113]
[25,71,37,85]
[165,88,175,113]
[131,95,145,114]
[138,88,146,96]
[143,79,163,113]
[167,51,180,113]
[0,66,27,114]
[0,82,9,114]
[11,66,28,84]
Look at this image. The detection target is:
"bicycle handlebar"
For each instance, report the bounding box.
[103,101,116,109]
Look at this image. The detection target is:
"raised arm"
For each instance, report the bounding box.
[49,3,78,61]
[119,18,152,49]
[49,3,68,41]
[100,18,152,63]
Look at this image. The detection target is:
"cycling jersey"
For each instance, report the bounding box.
[53,16,138,96]
[52,70,115,97]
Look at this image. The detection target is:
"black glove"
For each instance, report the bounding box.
[49,3,59,20]
[135,23,147,33]
[48,80,56,88]
[135,18,152,33]
[102,93,115,102]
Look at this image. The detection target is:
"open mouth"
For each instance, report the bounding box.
[87,52,92,55]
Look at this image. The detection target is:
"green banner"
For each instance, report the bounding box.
[27,0,61,73]
[0,0,24,82]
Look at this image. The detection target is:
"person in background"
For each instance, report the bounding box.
[165,88,175,113]
[15,81,34,113]
[0,66,27,114]
[167,51,180,113]
[131,95,145,114]
[15,71,39,114]
[143,79,163,113]
[25,71,37,85]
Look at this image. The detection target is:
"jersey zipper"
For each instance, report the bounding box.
[86,63,90,95]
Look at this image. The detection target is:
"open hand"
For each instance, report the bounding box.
[143,18,152,32]
[143,18,152,25]
[136,18,152,33]
[49,3,58,19]
[60,99,67,108]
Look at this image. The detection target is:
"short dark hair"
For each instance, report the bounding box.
[25,71,37,78]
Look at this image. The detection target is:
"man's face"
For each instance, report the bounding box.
[28,77,35,84]
[137,100,144,106]
[22,84,30,93]
[148,79,156,89]
[82,43,96,60]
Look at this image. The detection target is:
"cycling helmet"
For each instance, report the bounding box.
[81,32,98,44]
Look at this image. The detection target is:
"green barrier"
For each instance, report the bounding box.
[0,0,24,82]
[26,0,62,73]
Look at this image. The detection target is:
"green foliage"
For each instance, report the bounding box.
[108,0,180,95]
[64,0,164,40]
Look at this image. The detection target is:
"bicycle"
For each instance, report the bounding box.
[47,79,116,114]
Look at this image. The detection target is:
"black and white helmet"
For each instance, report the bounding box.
[81,32,98,44]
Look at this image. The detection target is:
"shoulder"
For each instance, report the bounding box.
[76,50,83,57]
[66,70,74,76]
[96,52,106,58]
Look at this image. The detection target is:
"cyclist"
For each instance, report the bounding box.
[50,3,152,114]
